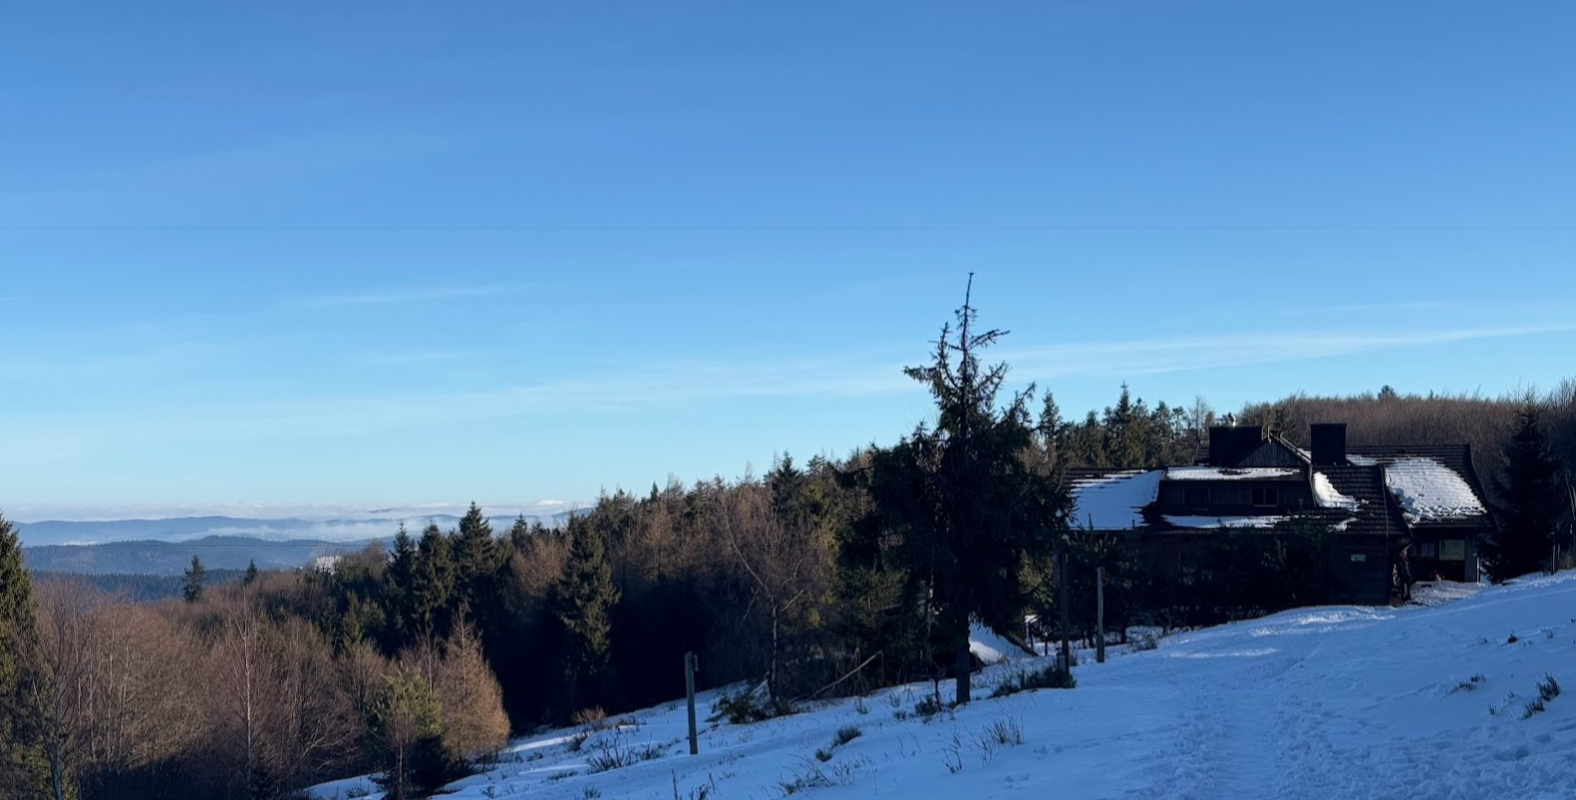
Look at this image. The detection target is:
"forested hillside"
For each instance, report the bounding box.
[3,292,1572,800]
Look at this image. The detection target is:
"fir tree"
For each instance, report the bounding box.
[182,555,206,603]
[0,513,52,800]
[884,276,1070,704]
[451,503,501,626]
[508,515,533,553]
[366,668,445,800]
[1036,391,1065,468]
[412,525,456,638]
[556,517,619,714]
[386,524,418,640]
[1103,383,1148,469]
[1484,404,1566,581]
[243,559,259,586]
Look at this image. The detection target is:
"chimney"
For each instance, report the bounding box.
[1209,425,1263,467]
[1310,423,1347,466]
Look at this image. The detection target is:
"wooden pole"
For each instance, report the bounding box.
[1096,566,1106,664]
[685,652,699,755]
[1058,536,1071,674]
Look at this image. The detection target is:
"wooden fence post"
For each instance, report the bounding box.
[685,652,699,755]
[1096,566,1106,664]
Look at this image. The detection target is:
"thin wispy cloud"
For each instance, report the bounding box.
[1003,325,1572,379]
[358,349,488,367]
[1279,300,1460,316]
[3,323,1568,461]
[294,284,530,309]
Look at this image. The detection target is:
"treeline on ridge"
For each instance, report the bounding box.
[3,292,1573,800]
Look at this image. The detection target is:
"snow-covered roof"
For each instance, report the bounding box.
[1383,458,1486,523]
[1165,466,1302,481]
[1347,455,1380,466]
[1069,470,1162,529]
[1312,472,1361,511]
[1162,515,1289,529]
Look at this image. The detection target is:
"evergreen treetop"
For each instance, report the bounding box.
[182,555,206,603]
[1485,404,1566,581]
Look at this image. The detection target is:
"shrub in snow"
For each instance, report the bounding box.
[981,716,1025,747]
[833,725,863,747]
[942,731,966,774]
[1131,632,1159,652]
[778,758,836,795]
[572,706,608,728]
[671,772,718,800]
[913,694,951,721]
[1449,674,1486,694]
[991,664,1076,698]
[585,732,667,773]
[1522,697,1546,719]
[1537,674,1561,703]
[713,687,792,725]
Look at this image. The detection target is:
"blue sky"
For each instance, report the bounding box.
[2,2,1573,517]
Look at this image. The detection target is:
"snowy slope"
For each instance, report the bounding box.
[312,573,1576,800]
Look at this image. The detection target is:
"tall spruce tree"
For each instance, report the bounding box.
[412,524,457,638]
[386,525,419,642]
[0,513,52,800]
[1103,384,1148,469]
[508,515,533,553]
[1484,404,1566,581]
[182,555,206,603]
[556,517,619,714]
[243,559,259,586]
[451,503,501,625]
[885,277,1069,704]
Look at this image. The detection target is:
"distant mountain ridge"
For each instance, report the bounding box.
[22,535,377,576]
[14,510,577,548]
[16,510,581,576]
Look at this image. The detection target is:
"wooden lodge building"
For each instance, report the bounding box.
[1066,423,1494,604]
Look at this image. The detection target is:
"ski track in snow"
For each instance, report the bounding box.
[310,576,1576,800]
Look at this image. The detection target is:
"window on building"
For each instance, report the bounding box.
[1440,540,1466,561]
[1185,487,1210,508]
[1251,487,1279,507]
[1418,542,1438,559]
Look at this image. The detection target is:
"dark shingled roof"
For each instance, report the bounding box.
[1063,442,1493,538]
[1345,444,1494,532]
[1309,464,1406,537]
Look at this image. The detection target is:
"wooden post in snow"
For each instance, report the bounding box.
[685,652,699,755]
[1096,566,1106,664]
[1058,535,1072,674]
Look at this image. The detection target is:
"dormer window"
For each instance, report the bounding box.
[1251,487,1279,507]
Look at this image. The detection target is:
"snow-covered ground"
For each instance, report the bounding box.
[312,573,1576,800]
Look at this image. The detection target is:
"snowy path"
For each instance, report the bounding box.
[311,577,1576,800]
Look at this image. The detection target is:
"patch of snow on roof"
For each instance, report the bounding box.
[1312,472,1361,511]
[1163,515,1288,529]
[1383,458,1485,523]
[1069,470,1161,529]
[1166,467,1302,481]
[1348,455,1379,466]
